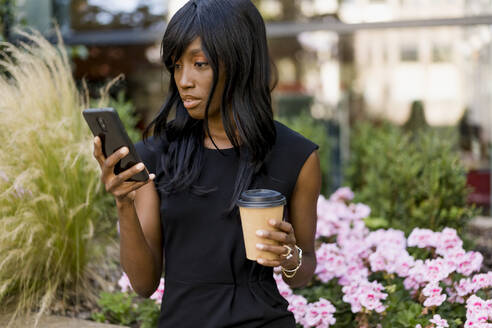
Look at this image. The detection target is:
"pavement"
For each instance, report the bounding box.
[0,315,127,328]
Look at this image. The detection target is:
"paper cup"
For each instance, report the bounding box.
[237,189,286,261]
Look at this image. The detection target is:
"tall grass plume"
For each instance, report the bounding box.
[0,29,118,326]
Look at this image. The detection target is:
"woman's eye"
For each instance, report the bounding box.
[174,63,182,70]
[195,62,209,68]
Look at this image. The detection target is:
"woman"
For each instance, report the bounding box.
[93,0,321,326]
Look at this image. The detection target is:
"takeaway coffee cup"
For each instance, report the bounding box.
[237,189,287,261]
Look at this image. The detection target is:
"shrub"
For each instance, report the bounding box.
[92,274,163,328]
[277,112,332,195]
[0,29,129,325]
[91,291,160,328]
[345,121,476,235]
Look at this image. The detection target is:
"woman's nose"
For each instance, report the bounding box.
[176,67,194,89]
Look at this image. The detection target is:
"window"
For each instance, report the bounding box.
[400,44,418,62]
[432,44,452,62]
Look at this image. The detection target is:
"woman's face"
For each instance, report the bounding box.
[174,37,225,121]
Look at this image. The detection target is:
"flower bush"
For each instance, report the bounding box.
[108,187,491,327]
[280,187,491,328]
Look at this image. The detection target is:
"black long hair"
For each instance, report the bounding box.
[144,0,276,210]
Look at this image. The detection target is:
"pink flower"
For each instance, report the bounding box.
[422,281,447,307]
[405,260,427,290]
[338,261,369,286]
[342,280,387,313]
[368,246,414,277]
[465,295,491,326]
[304,298,337,327]
[454,278,475,297]
[471,272,492,293]
[316,196,343,238]
[408,228,437,248]
[404,276,421,291]
[329,187,354,202]
[346,203,371,221]
[429,314,449,328]
[456,251,483,276]
[118,272,132,293]
[367,229,406,250]
[446,285,465,304]
[150,278,165,305]
[423,294,447,307]
[315,243,346,283]
[274,273,293,299]
[422,258,455,283]
[287,294,308,325]
[435,228,463,256]
[422,281,442,297]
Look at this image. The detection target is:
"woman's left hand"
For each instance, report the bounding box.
[255,219,299,269]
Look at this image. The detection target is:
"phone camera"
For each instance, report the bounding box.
[97,117,108,132]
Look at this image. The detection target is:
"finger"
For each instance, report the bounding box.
[106,147,130,168]
[116,162,147,184]
[256,229,296,245]
[102,147,129,178]
[256,243,290,256]
[112,180,149,198]
[106,162,147,191]
[256,258,282,267]
[93,136,105,166]
[268,219,294,234]
[111,173,155,197]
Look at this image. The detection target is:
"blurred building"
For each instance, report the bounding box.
[464,1,492,148]
[340,0,468,126]
[8,1,492,151]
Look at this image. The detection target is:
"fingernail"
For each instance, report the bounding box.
[136,163,144,170]
[120,148,129,155]
[149,174,155,180]
[269,219,276,225]
[256,243,264,250]
[256,230,265,237]
[257,258,265,264]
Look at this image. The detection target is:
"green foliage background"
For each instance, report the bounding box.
[345,121,477,235]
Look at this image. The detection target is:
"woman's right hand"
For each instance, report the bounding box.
[93,136,155,204]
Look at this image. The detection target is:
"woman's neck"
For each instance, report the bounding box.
[204,117,236,149]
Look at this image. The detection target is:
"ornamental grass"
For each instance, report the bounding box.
[0,30,117,326]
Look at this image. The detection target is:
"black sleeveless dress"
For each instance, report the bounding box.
[135,121,318,328]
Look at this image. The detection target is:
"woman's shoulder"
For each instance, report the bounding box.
[273,120,319,152]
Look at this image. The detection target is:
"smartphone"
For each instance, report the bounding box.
[83,107,149,182]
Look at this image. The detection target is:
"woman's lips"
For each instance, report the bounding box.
[182,98,201,109]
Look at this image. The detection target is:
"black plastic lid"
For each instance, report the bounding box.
[237,189,286,208]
